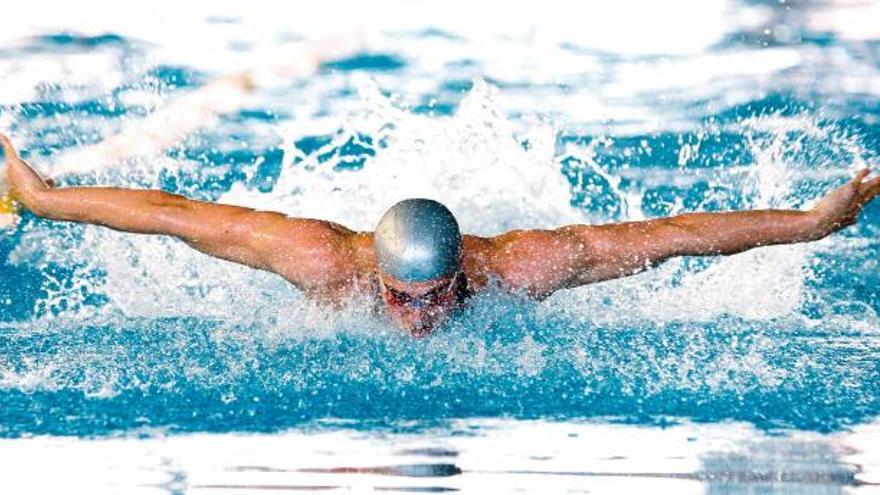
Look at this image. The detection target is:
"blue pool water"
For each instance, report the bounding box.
[1,0,880,491]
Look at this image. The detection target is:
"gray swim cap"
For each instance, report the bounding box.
[374,199,462,282]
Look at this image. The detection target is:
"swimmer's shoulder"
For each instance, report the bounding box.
[460,234,498,293]
[461,231,565,299]
[347,231,379,276]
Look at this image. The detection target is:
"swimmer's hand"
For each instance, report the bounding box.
[810,168,880,235]
[0,134,55,203]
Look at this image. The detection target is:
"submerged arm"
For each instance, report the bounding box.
[488,169,880,298]
[1,134,356,291]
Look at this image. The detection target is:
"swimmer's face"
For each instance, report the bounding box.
[379,271,461,337]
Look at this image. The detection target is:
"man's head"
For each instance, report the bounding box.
[374,198,463,337]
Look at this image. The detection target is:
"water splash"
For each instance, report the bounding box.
[2,79,879,435]
[2,7,880,436]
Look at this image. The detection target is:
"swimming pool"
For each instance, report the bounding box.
[1,0,879,492]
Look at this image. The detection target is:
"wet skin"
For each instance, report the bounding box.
[3,133,880,336]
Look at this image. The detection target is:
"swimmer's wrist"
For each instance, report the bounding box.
[10,183,54,217]
[804,208,839,239]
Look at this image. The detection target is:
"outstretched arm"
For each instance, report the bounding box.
[487,169,880,298]
[1,134,357,291]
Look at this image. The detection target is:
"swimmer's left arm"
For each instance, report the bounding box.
[489,169,879,297]
[573,169,879,282]
[564,209,822,286]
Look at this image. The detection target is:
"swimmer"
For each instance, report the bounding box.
[2,133,879,336]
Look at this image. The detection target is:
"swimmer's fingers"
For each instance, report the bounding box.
[0,133,16,157]
[849,168,880,204]
[850,168,871,189]
[864,175,880,200]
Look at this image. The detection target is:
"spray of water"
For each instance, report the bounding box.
[1,71,878,431]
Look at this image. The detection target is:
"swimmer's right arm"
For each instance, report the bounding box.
[1,134,357,291]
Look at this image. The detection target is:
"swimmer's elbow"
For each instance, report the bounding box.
[653,217,703,257]
[150,191,205,224]
[149,190,190,211]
